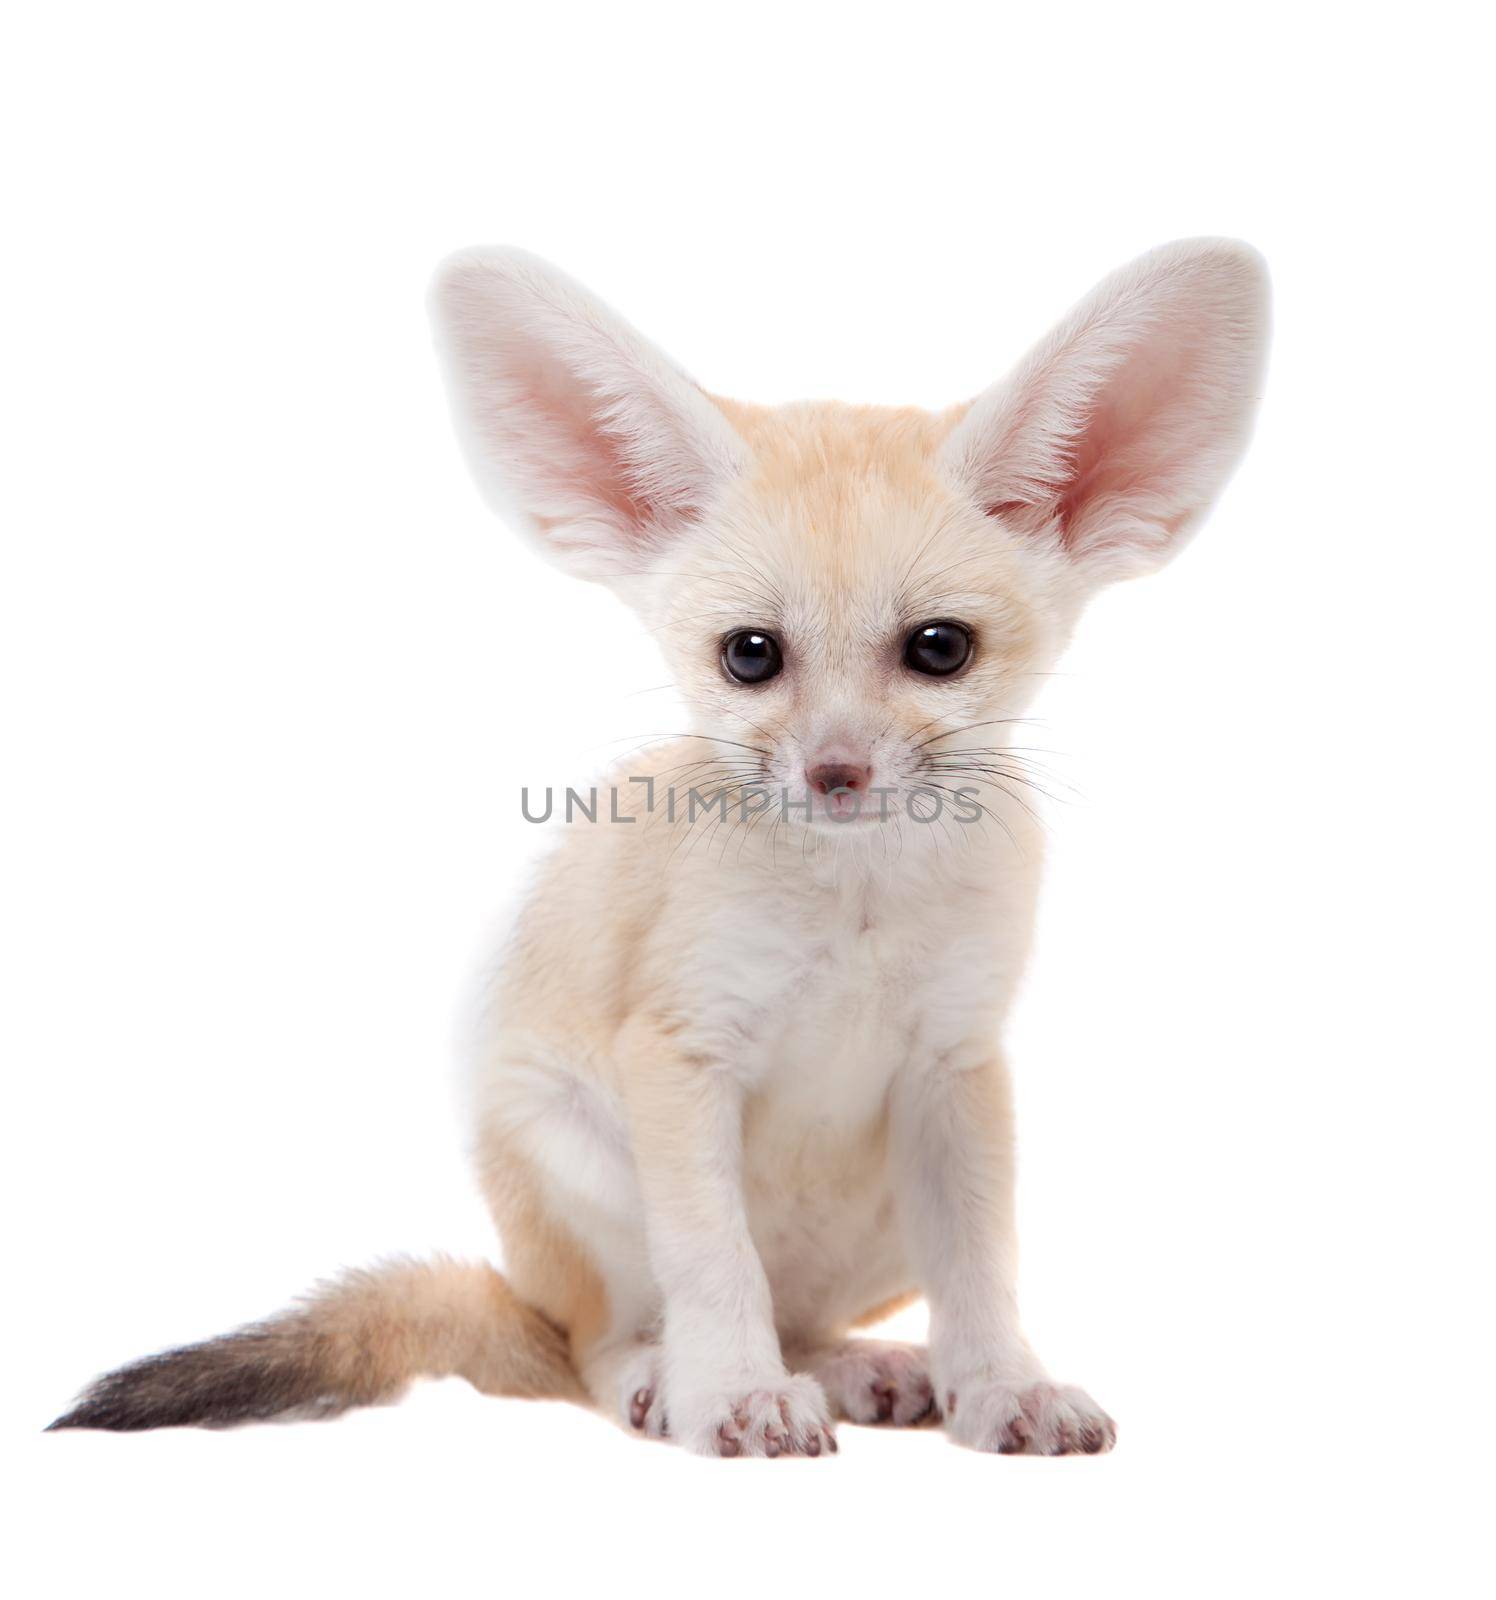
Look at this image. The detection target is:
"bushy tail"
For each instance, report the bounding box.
[48,1257,582,1432]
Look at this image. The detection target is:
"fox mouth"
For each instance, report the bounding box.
[802,786,897,827]
[809,809,884,828]
[819,786,870,821]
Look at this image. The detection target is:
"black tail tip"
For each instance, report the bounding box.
[45,1403,134,1432]
[45,1394,155,1432]
[45,1329,334,1433]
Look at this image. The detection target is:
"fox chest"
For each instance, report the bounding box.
[732,924,958,1330]
[745,926,921,1123]
[732,906,1000,1127]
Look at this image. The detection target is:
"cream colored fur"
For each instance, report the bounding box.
[437,239,1268,1456]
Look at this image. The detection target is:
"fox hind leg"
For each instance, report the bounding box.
[793,1338,937,1427]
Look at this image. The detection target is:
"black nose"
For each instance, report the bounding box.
[806,762,871,796]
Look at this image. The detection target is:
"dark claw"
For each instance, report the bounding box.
[825,1429,838,1454]
[718,1428,741,1458]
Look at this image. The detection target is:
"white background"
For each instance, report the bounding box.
[3,4,1491,1595]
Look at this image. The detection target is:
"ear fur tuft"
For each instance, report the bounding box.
[431,249,748,581]
[941,239,1270,584]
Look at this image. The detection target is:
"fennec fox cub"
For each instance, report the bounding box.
[52,241,1267,1456]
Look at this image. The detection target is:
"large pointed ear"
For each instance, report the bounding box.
[941,239,1269,586]
[431,249,749,581]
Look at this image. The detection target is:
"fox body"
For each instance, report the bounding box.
[53,241,1268,1456]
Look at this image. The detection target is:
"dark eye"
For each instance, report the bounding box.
[904,621,973,677]
[722,630,783,685]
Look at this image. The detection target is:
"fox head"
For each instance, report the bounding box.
[432,242,1267,830]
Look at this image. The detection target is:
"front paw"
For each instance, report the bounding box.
[675,1373,837,1459]
[944,1379,1115,1456]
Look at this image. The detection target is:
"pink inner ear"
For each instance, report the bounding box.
[436,248,750,578]
[503,328,670,538]
[1057,330,1223,554]
[952,241,1267,579]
